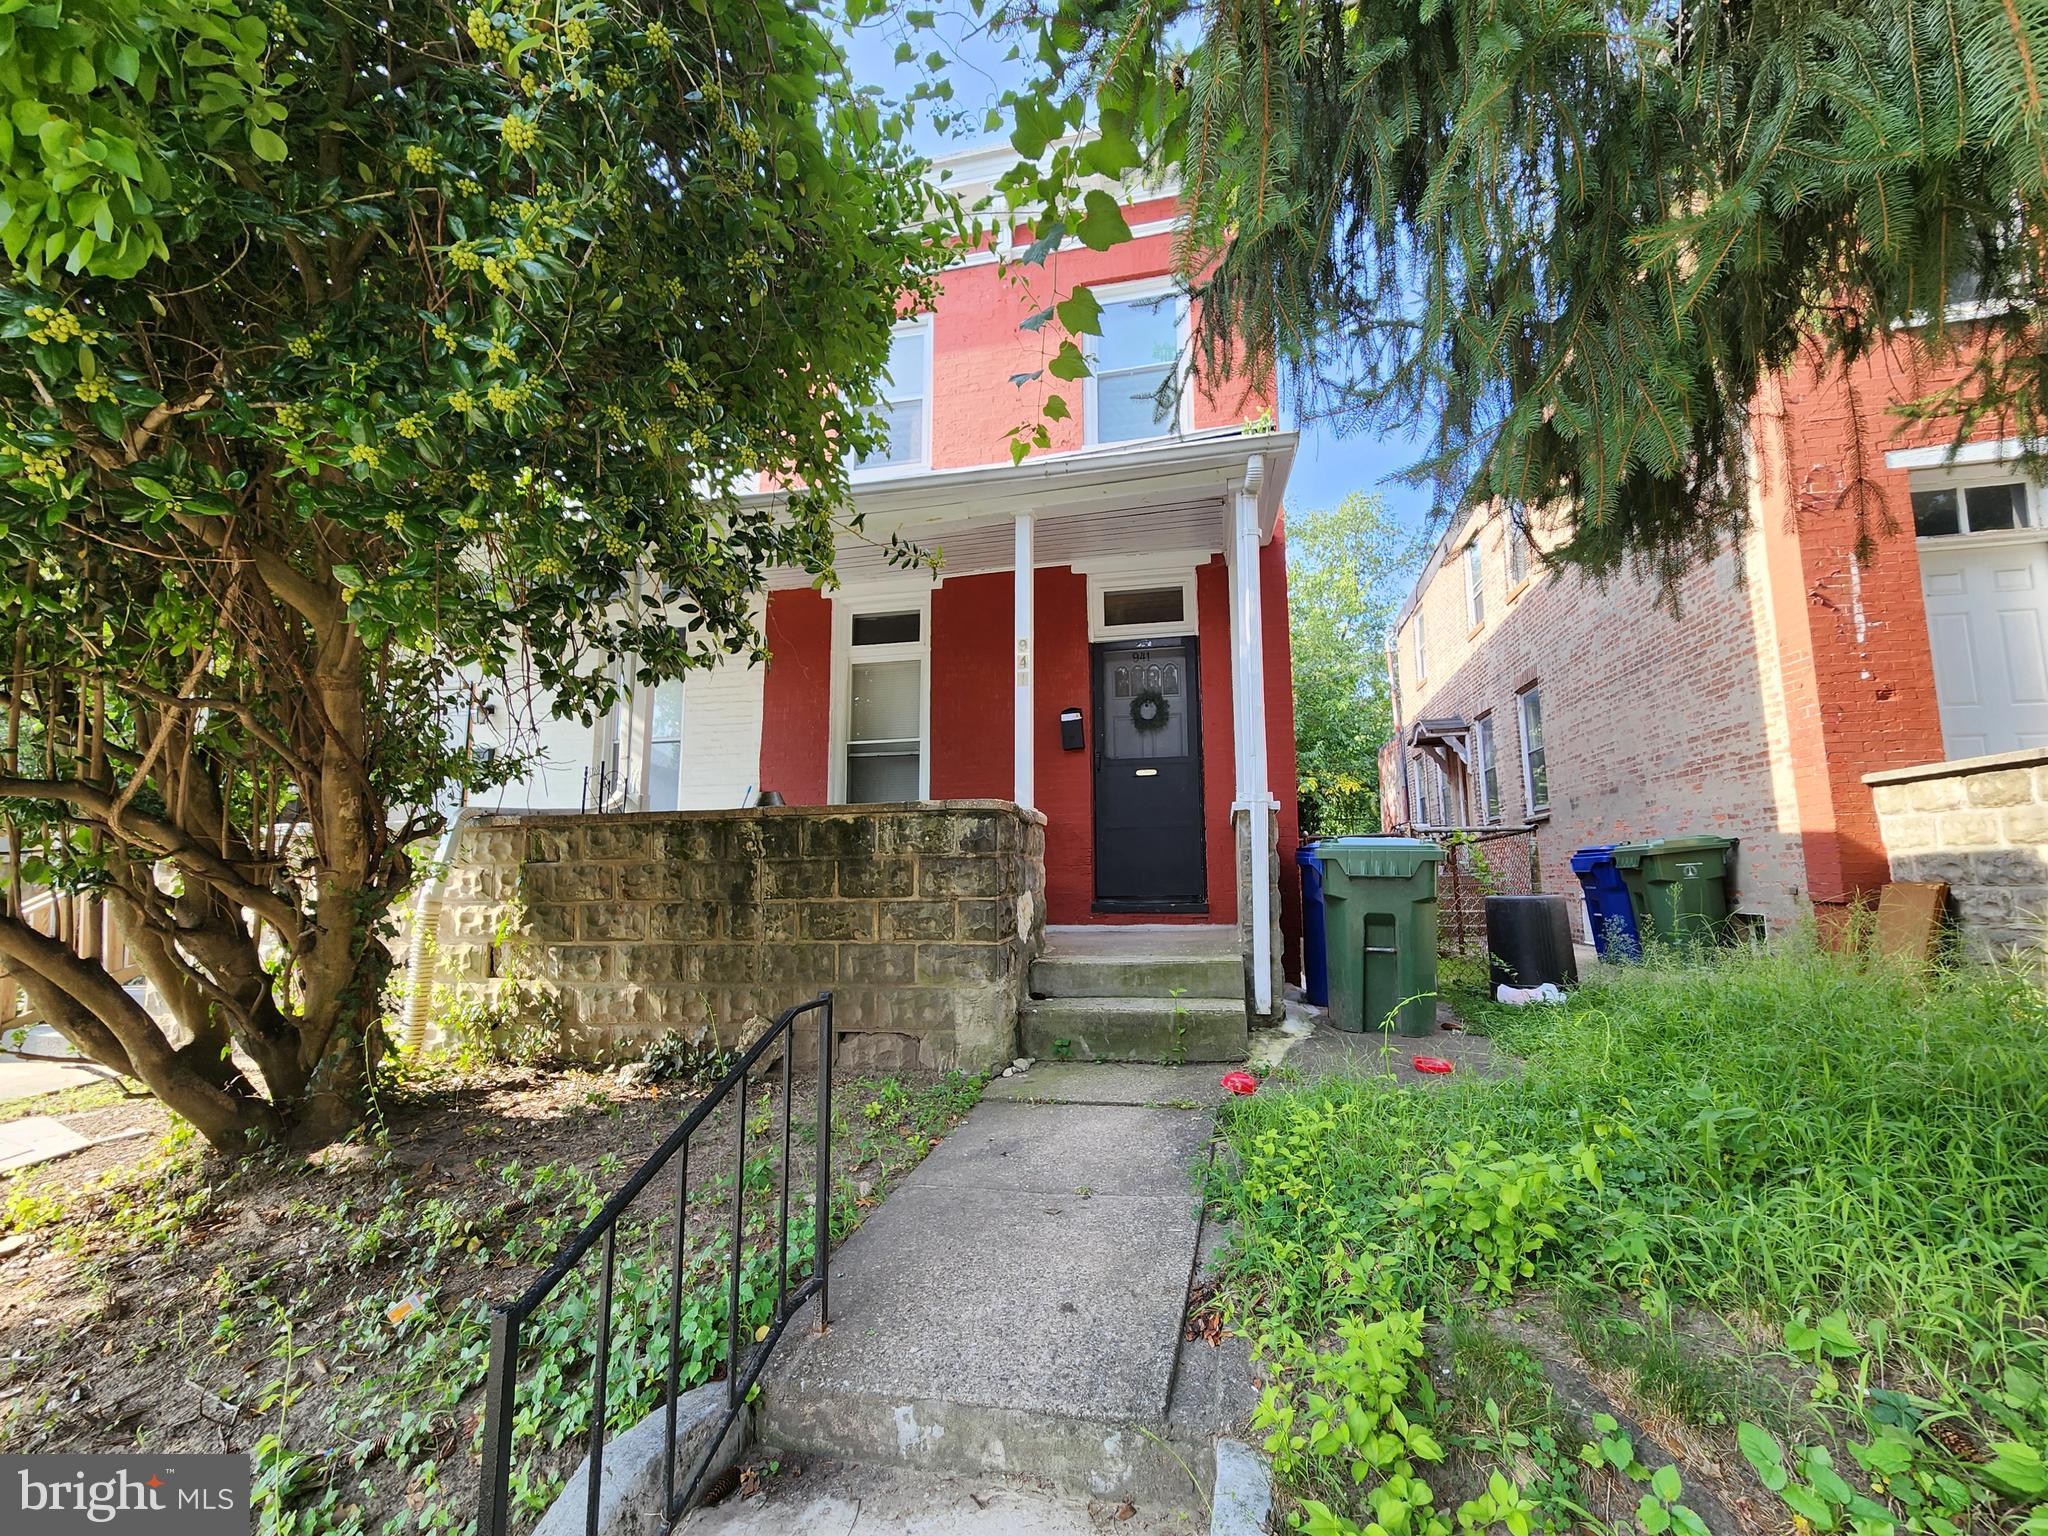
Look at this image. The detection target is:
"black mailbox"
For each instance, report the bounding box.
[1058,707,1085,752]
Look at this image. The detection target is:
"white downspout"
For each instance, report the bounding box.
[400,806,484,1052]
[1235,460,1273,1018]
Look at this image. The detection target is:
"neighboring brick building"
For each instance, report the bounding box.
[1386,326,2048,949]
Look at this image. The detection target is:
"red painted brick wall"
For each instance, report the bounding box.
[930,571,1014,800]
[1753,339,1973,897]
[928,202,1274,468]
[758,588,831,805]
[1032,565,1096,923]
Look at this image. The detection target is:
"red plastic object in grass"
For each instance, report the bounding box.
[1411,1056,1454,1074]
[1220,1071,1259,1095]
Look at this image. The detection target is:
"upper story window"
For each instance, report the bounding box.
[1089,290,1184,444]
[1463,539,1486,629]
[854,324,931,471]
[1412,610,1427,682]
[1506,513,1532,588]
[1911,477,2033,537]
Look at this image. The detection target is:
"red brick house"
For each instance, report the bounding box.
[1384,323,2046,947]
[486,144,1305,1023]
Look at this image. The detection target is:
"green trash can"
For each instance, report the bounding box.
[1611,836,1736,946]
[1319,837,1444,1037]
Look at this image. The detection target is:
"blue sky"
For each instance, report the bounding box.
[839,11,1437,535]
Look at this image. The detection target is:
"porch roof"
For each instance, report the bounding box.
[751,427,1297,589]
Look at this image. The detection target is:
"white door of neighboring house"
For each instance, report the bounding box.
[1911,470,2048,758]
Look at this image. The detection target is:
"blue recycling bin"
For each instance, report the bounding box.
[1570,845,1642,960]
[1296,841,1329,1005]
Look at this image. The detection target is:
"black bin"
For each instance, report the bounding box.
[1486,895,1579,991]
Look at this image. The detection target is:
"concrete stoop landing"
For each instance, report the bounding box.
[758,1065,1258,1520]
[1021,925,1250,1064]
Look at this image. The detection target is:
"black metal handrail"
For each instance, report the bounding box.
[476,993,834,1536]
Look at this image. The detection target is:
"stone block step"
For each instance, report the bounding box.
[1028,952,1243,1001]
[757,1383,1215,1513]
[1020,996,1248,1064]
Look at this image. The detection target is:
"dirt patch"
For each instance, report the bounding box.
[0,1056,980,1535]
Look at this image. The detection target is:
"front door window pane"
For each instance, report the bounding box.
[1965,482,2026,531]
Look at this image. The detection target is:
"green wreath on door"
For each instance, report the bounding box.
[1129,687,1171,733]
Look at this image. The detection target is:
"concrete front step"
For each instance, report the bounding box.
[1028,951,1244,1001]
[759,1384,1216,1512]
[1020,996,1248,1064]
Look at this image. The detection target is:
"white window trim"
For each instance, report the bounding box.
[850,319,935,481]
[1081,554,1203,642]
[1505,515,1532,592]
[1463,539,1485,630]
[1905,461,2046,546]
[1517,684,1549,816]
[1413,609,1427,683]
[1082,276,1194,448]
[828,584,933,804]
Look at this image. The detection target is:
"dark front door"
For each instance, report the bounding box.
[1092,638,1206,911]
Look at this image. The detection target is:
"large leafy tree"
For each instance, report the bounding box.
[0,0,944,1148]
[1289,494,1427,836]
[970,0,2045,582]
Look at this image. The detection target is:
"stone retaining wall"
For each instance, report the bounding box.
[1864,749,2048,961]
[436,802,1046,1070]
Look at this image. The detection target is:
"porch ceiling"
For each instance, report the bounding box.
[753,426,1297,590]
[765,492,1230,588]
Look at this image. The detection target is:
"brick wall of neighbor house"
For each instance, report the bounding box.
[1391,505,1811,934]
[1749,344,1959,899]
[435,804,1046,1071]
[1866,750,2048,960]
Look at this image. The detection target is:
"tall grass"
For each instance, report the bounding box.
[1214,940,2048,1388]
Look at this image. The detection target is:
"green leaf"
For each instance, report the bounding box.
[1739,1425,1789,1492]
[1074,188,1131,251]
[1637,1495,1672,1534]
[1047,340,1088,381]
[1983,1443,2048,1500]
[1782,1485,1837,1530]
[1055,286,1103,336]
[1652,1465,1683,1503]
[250,126,287,162]
[1042,393,1070,421]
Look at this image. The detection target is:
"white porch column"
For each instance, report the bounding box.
[1013,511,1035,810]
[1233,461,1273,1016]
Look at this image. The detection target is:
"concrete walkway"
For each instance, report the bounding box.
[759,1061,1249,1515]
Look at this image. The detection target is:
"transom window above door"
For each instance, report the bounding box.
[1911,478,2033,537]
[1089,292,1184,444]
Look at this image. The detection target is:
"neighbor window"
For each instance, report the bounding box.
[1411,755,1433,824]
[1506,515,1532,587]
[1464,540,1485,629]
[1435,759,1457,826]
[844,608,925,802]
[646,678,684,812]
[1413,611,1428,681]
[1517,685,1549,814]
[1910,479,2030,537]
[1473,715,1502,824]
[855,326,929,469]
[1090,293,1182,443]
